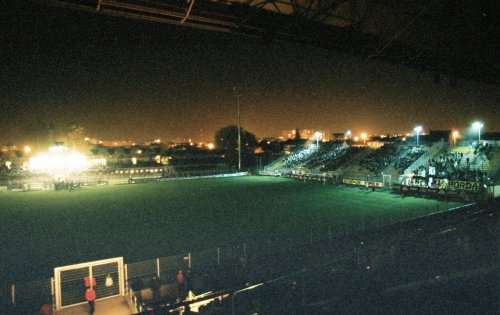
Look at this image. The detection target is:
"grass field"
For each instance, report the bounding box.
[0,176,463,283]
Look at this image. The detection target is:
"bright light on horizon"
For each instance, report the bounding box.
[472,121,483,130]
[29,152,88,173]
[314,131,322,146]
[414,125,423,146]
[49,145,65,153]
[452,130,460,146]
[472,121,483,141]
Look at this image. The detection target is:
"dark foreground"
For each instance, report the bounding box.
[132,198,498,314]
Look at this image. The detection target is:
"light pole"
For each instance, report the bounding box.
[472,121,483,142]
[452,130,459,147]
[346,130,352,145]
[361,132,367,146]
[314,131,321,147]
[233,87,242,171]
[414,126,423,146]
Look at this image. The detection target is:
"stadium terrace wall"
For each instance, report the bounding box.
[392,184,490,202]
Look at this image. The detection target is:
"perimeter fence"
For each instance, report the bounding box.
[0,168,239,191]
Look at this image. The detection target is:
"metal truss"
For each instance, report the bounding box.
[34,0,366,35]
[33,0,500,84]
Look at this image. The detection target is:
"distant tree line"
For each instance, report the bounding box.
[21,119,87,152]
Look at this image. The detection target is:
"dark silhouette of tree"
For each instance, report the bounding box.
[22,119,56,152]
[215,125,257,169]
[294,129,301,140]
[65,123,86,152]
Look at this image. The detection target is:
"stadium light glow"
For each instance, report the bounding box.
[346,130,352,145]
[472,121,483,142]
[414,126,423,146]
[29,153,88,173]
[361,133,367,145]
[49,145,64,153]
[452,130,460,146]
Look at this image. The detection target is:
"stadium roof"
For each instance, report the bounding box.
[34,0,500,85]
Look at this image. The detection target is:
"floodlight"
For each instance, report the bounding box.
[314,131,321,146]
[346,130,352,145]
[414,125,423,146]
[361,132,367,145]
[472,121,483,142]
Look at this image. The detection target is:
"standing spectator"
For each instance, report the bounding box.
[185,268,193,292]
[39,303,52,315]
[202,271,210,291]
[84,276,96,288]
[175,270,185,298]
[151,275,161,302]
[85,287,96,315]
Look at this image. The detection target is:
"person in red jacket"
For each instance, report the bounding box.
[175,270,185,298]
[39,303,52,315]
[85,287,96,315]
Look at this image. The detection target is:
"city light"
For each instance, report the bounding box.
[24,146,31,154]
[414,126,423,146]
[346,130,352,145]
[361,132,367,145]
[472,121,483,142]
[452,130,460,146]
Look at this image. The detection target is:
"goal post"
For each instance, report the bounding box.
[54,257,124,311]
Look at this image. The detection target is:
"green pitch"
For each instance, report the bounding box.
[0,176,462,282]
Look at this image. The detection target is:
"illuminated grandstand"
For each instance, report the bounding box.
[262,136,499,200]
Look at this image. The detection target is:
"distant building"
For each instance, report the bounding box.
[282,129,330,141]
[100,140,136,147]
[332,133,345,141]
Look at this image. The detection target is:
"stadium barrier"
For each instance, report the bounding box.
[0,170,244,192]
[285,173,337,185]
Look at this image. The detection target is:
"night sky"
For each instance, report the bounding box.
[1,2,499,145]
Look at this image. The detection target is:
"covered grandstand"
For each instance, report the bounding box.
[262,138,500,200]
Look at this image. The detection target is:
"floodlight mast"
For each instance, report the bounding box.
[472,121,483,142]
[233,87,241,171]
[414,126,423,146]
[314,131,321,147]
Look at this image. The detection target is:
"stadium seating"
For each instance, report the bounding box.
[262,140,499,185]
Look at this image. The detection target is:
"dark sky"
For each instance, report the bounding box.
[1,2,499,145]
